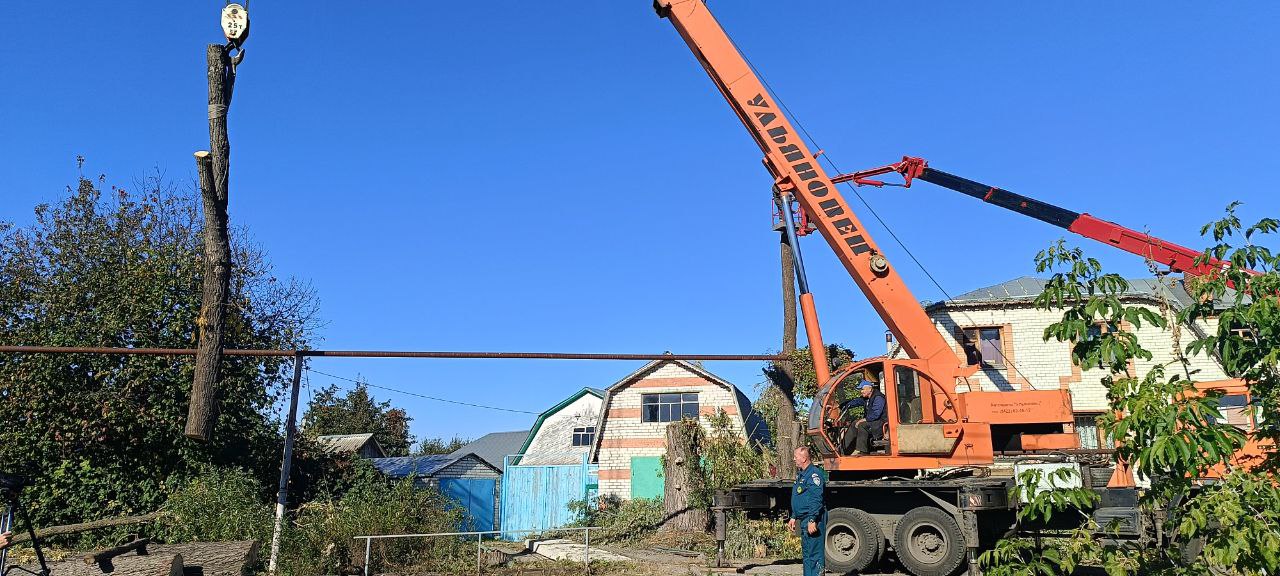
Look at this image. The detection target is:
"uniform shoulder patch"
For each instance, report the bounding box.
[811,472,822,487]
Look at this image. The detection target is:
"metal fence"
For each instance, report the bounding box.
[353,526,601,576]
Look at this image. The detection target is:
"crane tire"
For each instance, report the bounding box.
[893,506,966,576]
[825,507,883,574]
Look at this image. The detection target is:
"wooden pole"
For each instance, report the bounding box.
[267,352,304,574]
[187,44,236,441]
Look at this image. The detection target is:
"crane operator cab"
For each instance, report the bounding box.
[819,361,939,458]
[808,357,1079,473]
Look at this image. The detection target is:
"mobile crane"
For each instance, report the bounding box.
[654,2,1197,574]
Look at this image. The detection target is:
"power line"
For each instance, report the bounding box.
[305,368,539,415]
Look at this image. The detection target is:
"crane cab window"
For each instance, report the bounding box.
[893,366,922,424]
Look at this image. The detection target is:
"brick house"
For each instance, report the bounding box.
[905,276,1231,449]
[590,358,770,500]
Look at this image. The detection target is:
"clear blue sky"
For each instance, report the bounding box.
[4,2,1278,444]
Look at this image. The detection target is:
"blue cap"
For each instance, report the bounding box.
[858,380,876,389]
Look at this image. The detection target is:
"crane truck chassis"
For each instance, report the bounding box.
[709,461,1156,576]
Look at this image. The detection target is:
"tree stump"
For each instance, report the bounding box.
[663,419,709,531]
[151,540,259,576]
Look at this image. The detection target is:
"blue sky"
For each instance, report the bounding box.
[4,2,1278,443]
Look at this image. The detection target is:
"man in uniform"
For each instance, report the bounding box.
[788,446,826,576]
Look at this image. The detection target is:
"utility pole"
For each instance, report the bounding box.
[188,2,249,441]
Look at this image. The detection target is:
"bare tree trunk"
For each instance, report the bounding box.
[187,44,236,441]
[774,231,800,479]
[663,420,708,531]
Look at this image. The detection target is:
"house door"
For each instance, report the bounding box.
[629,456,664,500]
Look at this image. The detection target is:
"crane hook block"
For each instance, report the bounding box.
[221,3,250,44]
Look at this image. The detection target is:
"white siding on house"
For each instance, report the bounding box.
[521,394,602,465]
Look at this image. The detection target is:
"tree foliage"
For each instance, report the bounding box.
[302,381,415,457]
[416,435,469,456]
[983,204,1280,575]
[0,173,317,529]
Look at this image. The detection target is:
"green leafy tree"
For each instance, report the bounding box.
[757,343,855,439]
[0,172,318,530]
[983,203,1280,576]
[416,435,469,455]
[302,381,415,457]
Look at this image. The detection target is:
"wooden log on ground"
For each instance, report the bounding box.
[151,540,259,576]
[83,537,149,570]
[29,552,181,576]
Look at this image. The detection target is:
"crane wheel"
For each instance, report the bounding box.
[893,506,966,576]
[824,507,883,574]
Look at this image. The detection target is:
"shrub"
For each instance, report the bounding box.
[156,466,273,544]
[569,495,666,543]
[277,464,468,575]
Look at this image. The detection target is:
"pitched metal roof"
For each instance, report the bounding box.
[369,454,457,478]
[316,433,384,456]
[448,430,531,472]
[930,276,1239,310]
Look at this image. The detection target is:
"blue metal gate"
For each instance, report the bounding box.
[500,454,598,539]
[439,477,497,532]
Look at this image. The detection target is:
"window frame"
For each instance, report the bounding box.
[961,326,1006,369]
[571,426,596,447]
[641,392,700,423]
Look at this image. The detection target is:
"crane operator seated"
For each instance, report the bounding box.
[839,379,887,455]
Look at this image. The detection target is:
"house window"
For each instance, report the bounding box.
[1213,394,1255,431]
[642,393,699,423]
[571,426,595,447]
[1086,322,1121,368]
[961,327,1005,369]
[1074,414,1102,450]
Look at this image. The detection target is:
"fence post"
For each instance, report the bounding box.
[363,538,371,576]
[476,533,482,576]
[584,527,590,575]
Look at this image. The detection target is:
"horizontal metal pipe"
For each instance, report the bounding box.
[0,345,784,361]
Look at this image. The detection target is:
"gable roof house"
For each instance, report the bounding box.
[513,388,604,466]
[912,276,1232,449]
[591,358,769,500]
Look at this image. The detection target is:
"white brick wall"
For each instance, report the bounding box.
[925,301,1228,413]
[596,362,750,499]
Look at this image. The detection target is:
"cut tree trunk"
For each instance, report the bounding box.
[9,512,162,544]
[34,553,182,576]
[151,540,259,576]
[187,43,236,441]
[663,420,708,531]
